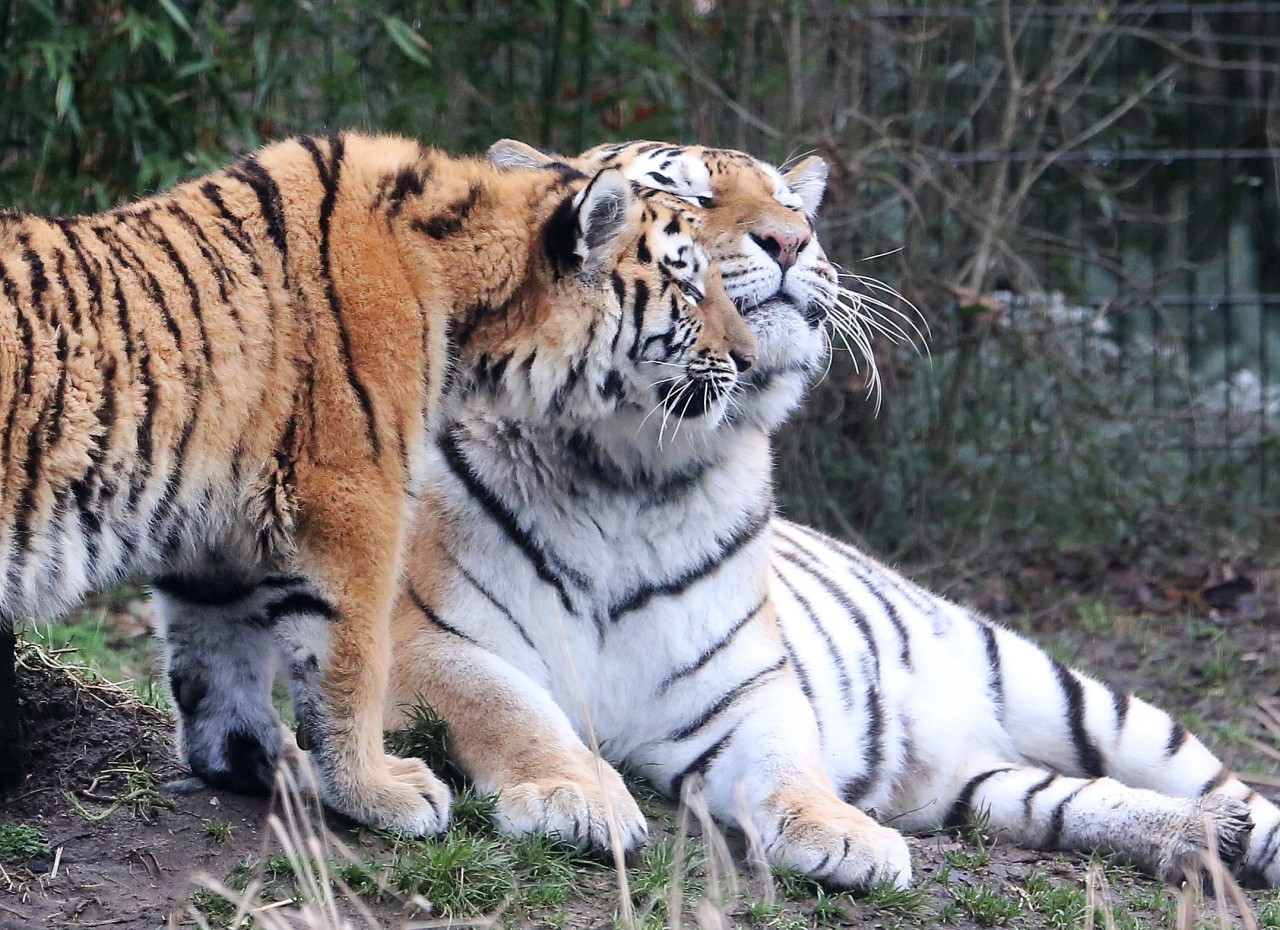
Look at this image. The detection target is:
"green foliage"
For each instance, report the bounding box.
[0,823,49,864]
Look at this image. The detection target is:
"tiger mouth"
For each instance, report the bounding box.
[659,378,727,419]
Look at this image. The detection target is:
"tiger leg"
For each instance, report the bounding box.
[643,672,912,891]
[0,621,23,790]
[386,618,647,852]
[277,472,448,835]
[944,762,1253,885]
[153,575,285,795]
[995,628,1280,884]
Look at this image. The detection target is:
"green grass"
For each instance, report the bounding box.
[0,823,50,865]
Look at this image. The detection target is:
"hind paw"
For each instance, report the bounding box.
[1158,794,1253,884]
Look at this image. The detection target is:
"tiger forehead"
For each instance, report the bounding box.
[581,141,803,214]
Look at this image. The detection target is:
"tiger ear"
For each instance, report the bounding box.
[573,168,635,280]
[784,155,828,219]
[488,139,561,170]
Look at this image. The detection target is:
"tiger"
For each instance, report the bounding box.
[0,131,756,838]
[370,139,1277,891]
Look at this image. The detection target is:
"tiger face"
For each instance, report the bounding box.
[451,168,758,432]
[490,140,842,432]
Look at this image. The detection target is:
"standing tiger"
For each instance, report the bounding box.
[371,140,1274,890]
[0,132,757,835]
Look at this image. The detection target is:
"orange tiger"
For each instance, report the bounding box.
[0,132,755,834]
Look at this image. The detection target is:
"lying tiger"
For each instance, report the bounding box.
[0,133,756,836]
[370,140,1267,889]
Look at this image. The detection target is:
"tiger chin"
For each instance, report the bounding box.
[0,132,755,837]
[375,139,1280,892]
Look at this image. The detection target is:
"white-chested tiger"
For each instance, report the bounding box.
[367,139,1273,891]
[0,132,757,837]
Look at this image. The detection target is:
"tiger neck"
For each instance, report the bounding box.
[381,151,578,318]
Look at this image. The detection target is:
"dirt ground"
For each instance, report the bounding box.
[1,566,1278,929]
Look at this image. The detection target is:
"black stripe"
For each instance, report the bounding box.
[773,545,880,670]
[167,204,235,314]
[1164,721,1189,759]
[946,767,1015,829]
[101,227,187,368]
[627,279,649,360]
[979,623,1003,716]
[1198,765,1232,796]
[772,568,858,711]
[839,678,886,806]
[226,155,290,273]
[787,521,937,620]
[609,507,771,623]
[0,261,34,530]
[1043,784,1088,850]
[438,429,577,614]
[43,249,72,453]
[300,134,382,460]
[1110,687,1130,730]
[771,568,819,713]
[1022,772,1059,821]
[198,181,261,271]
[152,574,257,606]
[407,585,480,646]
[19,232,47,304]
[657,596,766,694]
[58,225,116,487]
[411,183,481,240]
[264,591,339,624]
[1254,819,1280,868]
[669,724,739,801]
[8,241,57,560]
[777,525,911,667]
[667,657,786,743]
[450,556,537,652]
[1051,660,1106,777]
[138,215,214,371]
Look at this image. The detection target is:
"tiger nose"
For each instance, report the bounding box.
[730,349,755,372]
[750,229,810,271]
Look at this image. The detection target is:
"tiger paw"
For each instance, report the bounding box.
[1158,794,1253,885]
[763,792,912,892]
[493,765,649,854]
[317,751,452,836]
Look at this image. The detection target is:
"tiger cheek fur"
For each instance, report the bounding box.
[0,133,692,836]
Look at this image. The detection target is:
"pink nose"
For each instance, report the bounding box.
[751,229,811,271]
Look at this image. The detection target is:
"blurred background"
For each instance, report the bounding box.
[3,0,1278,587]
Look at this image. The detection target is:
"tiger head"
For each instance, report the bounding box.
[489,139,847,433]
[451,166,759,438]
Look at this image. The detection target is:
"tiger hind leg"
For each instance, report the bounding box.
[947,763,1253,885]
[153,575,286,796]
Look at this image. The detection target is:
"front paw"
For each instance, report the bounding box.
[317,751,452,836]
[493,764,649,854]
[764,793,912,892]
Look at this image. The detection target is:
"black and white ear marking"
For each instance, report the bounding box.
[783,156,828,219]
[488,139,560,169]
[574,168,634,280]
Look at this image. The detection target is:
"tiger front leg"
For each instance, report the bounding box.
[648,674,911,892]
[278,471,450,835]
